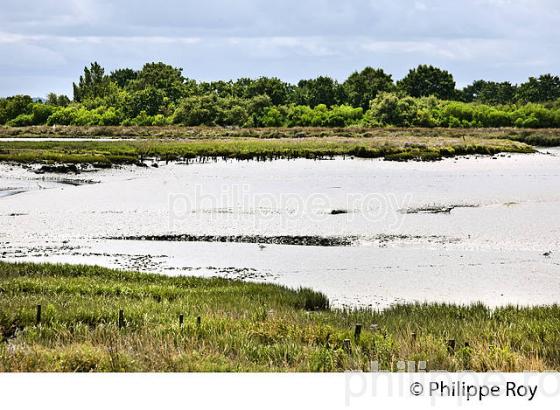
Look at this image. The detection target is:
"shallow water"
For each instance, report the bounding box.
[1,149,560,307]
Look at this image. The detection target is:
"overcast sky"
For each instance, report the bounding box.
[1,0,559,97]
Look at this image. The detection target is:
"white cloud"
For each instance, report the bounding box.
[0,0,559,96]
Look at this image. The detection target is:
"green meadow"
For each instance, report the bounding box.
[1,262,559,372]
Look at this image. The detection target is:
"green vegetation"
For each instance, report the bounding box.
[1,262,559,372]
[0,130,534,164]
[2,62,560,129]
[396,65,456,100]
[1,124,558,142]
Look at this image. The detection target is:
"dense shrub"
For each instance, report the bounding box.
[260,107,285,127]
[31,103,56,125]
[7,113,34,127]
[173,95,220,126]
[46,105,80,125]
[4,96,558,129]
[45,105,123,126]
[365,93,416,126]
[361,94,560,128]
[0,95,33,124]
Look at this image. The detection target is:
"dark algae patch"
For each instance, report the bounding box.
[108,234,359,247]
[106,233,461,247]
[400,204,480,214]
[330,209,349,215]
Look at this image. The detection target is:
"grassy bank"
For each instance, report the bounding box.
[0,130,534,164]
[2,125,560,143]
[1,262,559,372]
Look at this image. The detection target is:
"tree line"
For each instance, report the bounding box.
[1,62,560,128]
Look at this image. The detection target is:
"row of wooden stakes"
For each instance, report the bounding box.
[33,305,202,330]
[33,305,468,354]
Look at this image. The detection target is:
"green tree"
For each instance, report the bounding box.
[198,80,236,98]
[173,95,219,126]
[516,74,560,103]
[246,94,274,126]
[215,97,250,126]
[0,95,33,124]
[294,76,343,107]
[110,68,138,88]
[397,65,456,99]
[73,62,113,102]
[46,93,71,107]
[132,62,186,103]
[461,80,516,105]
[231,78,254,98]
[342,67,395,109]
[30,103,56,125]
[126,87,166,117]
[243,77,292,105]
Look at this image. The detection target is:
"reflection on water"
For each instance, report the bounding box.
[1,148,560,307]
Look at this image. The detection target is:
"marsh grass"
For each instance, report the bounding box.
[0,134,533,165]
[0,125,559,143]
[1,262,560,372]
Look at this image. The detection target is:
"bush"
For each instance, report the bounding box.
[47,106,80,125]
[72,107,102,126]
[3,85,560,129]
[99,107,122,126]
[7,113,34,127]
[325,105,363,127]
[286,105,314,127]
[152,114,171,126]
[30,104,56,125]
[0,95,33,124]
[173,95,218,126]
[365,92,417,126]
[215,97,250,126]
[261,107,285,127]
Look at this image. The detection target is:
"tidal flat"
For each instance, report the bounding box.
[1,133,559,372]
[1,148,559,307]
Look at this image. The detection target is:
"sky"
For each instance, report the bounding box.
[1,0,559,97]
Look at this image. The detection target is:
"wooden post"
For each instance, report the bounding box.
[196,316,201,326]
[412,332,417,343]
[447,339,456,353]
[36,304,42,325]
[179,314,184,328]
[354,324,362,342]
[343,339,352,354]
[118,309,125,329]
